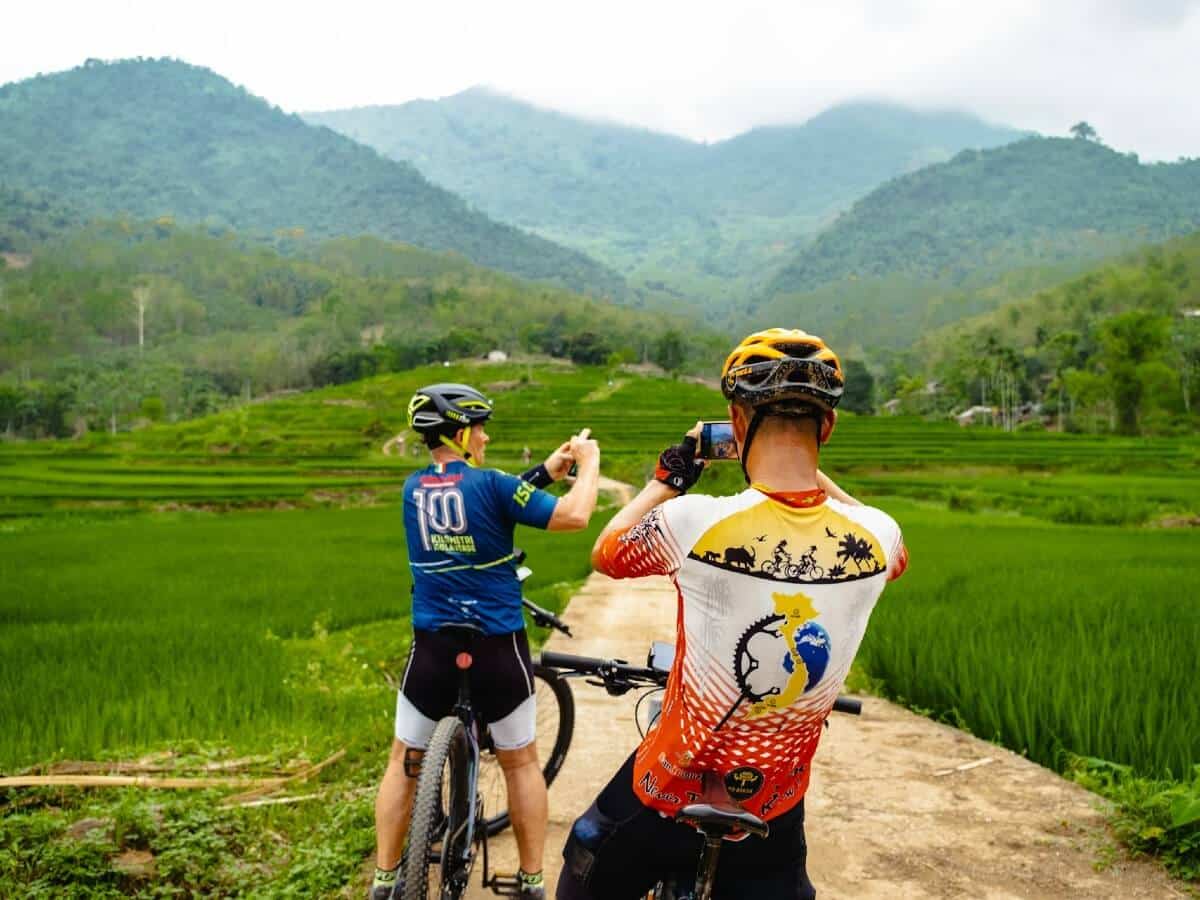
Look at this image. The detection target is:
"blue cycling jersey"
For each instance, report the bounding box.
[403,460,558,635]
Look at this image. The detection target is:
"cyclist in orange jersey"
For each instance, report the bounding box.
[557,329,908,900]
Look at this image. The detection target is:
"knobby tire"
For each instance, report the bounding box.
[401,716,472,900]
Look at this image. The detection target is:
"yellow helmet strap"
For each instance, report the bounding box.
[438,427,477,466]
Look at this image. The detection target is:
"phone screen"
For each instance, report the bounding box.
[699,421,737,460]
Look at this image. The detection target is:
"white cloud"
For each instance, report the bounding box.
[2,0,1198,159]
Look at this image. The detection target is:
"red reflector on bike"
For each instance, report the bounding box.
[456,652,473,670]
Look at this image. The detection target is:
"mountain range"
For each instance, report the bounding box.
[3,57,1200,373]
[0,59,625,298]
[306,90,1024,302]
[752,136,1200,349]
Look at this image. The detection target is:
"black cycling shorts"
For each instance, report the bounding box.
[395,628,536,750]
[557,753,817,900]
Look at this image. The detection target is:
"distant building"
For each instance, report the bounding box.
[486,350,509,362]
[1184,308,1200,319]
[955,405,995,426]
[360,324,385,346]
[883,398,903,416]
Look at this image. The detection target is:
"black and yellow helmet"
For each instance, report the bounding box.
[721,328,844,412]
[407,383,494,434]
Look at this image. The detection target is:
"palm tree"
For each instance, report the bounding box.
[837,533,875,573]
[1069,121,1098,142]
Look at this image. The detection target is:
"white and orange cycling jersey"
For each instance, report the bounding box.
[595,484,907,822]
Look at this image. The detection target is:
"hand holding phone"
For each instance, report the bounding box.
[699,421,738,461]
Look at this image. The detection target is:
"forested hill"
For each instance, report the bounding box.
[0,186,79,252]
[305,91,1021,302]
[0,223,717,438]
[0,59,625,298]
[895,231,1200,435]
[766,136,1200,298]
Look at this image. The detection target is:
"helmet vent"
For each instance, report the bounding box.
[781,342,819,357]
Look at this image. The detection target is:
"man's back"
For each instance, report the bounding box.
[403,460,556,635]
[595,484,905,821]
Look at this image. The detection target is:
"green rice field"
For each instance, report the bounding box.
[2,361,1198,890]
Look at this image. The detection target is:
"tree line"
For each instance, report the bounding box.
[879,237,1200,436]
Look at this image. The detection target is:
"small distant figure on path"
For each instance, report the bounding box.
[522,445,532,466]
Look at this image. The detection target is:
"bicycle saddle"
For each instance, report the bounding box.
[676,803,769,839]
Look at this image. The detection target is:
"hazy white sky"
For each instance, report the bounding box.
[5,0,1200,160]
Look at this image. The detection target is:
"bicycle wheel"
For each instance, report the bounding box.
[479,664,575,836]
[401,716,474,900]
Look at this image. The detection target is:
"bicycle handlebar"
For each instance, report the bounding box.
[539,649,863,714]
[831,696,861,715]
[523,599,573,637]
[538,649,666,695]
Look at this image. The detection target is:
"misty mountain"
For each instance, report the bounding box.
[752,136,1200,350]
[0,59,625,298]
[305,90,1023,302]
[766,136,1200,293]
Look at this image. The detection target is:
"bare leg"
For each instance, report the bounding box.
[495,742,547,874]
[375,739,422,869]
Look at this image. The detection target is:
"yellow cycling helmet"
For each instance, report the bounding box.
[721,328,844,411]
[721,329,844,481]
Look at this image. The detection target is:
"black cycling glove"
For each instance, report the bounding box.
[655,435,705,494]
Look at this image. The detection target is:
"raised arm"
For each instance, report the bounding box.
[591,424,705,572]
[590,481,677,567]
[547,429,600,532]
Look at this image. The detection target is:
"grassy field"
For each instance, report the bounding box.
[2,361,1199,892]
[861,501,1199,777]
[0,505,601,770]
[4,360,1198,522]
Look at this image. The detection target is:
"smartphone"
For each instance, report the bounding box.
[699,421,738,461]
[648,640,676,673]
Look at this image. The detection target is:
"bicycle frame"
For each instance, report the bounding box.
[423,640,541,898]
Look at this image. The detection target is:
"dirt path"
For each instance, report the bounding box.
[596,475,636,505]
[473,571,1185,899]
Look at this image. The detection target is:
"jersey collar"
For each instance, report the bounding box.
[750,482,827,509]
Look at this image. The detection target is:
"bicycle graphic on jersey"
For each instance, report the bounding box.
[759,540,824,581]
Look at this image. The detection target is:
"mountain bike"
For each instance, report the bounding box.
[539,643,861,900]
[400,591,575,900]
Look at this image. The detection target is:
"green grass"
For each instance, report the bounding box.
[0,504,601,769]
[2,362,1199,890]
[5,362,1198,523]
[858,500,1200,778]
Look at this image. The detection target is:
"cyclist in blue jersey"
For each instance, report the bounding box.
[370,383,600,900]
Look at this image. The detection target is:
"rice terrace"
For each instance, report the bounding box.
[2,364,1198,895]
[4,35,1200,899]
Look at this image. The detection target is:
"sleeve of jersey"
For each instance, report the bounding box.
[492,471,557,529]
[885,517,908,582]
[594,505,685,578]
